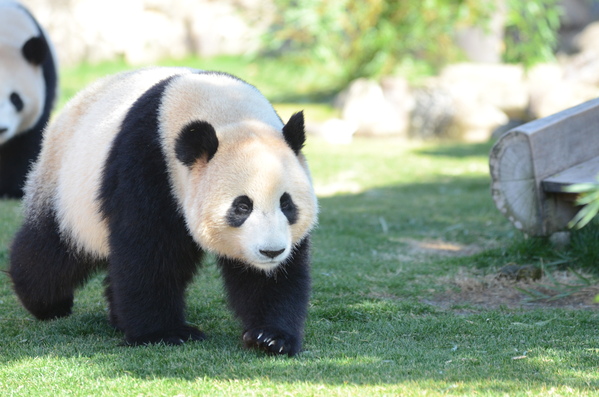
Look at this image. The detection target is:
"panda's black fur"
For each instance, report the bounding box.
[9,69,316,356]
[99,76,205,343]
[0,2,57,198]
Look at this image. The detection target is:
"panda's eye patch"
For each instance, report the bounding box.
[280,192,298,224]
[10,92,24,112]
[227,195,253,227]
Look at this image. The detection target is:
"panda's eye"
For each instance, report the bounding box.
[237,202,251,214]
[10,92,24,112]
[280,192,298,224]
[227,195,253,227]
[280,195,291,210]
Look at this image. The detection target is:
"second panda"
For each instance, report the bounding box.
[9,67,318,356]
[0,0,58,198]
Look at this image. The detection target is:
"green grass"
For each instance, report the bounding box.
[1,58,598,395]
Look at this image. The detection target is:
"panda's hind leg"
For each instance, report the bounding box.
[9,212,98,320]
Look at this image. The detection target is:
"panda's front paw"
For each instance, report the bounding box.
[126,325,206,346]
[242,328,300,356]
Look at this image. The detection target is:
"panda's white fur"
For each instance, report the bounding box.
[0,0,53,144]
[24,67,317,271]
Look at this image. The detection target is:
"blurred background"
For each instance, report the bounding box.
[19,0,599,143]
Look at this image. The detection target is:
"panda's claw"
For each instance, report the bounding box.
[242,327,299,356]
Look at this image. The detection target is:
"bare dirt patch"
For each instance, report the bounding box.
[427,267,599,310]
[389,237,599,310]
[385,238,488,263]
[402,238,486,257]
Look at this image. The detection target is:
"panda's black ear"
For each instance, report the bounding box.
[282,111,306,155]
[22,36,48,66]
[175,120,219,167]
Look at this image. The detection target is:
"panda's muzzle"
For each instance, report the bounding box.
[259,248,285,259]
[0,127,7,134]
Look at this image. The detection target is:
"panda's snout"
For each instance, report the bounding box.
[259,248,285,259]
[0,127,7,134]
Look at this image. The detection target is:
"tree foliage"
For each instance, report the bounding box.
[265,0,561,83]
[503,0,561,66]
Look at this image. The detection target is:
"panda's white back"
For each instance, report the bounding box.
[25,67,195,257]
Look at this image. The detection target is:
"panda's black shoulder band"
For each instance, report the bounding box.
[175,120,219,166]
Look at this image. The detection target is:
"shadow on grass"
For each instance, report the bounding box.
[0,295,597,393]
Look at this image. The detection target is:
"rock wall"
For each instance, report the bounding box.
[20,0,273,66]
[334,55,599,143]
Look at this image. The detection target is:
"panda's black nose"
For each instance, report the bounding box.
[0,127,7,134]
[260,248,285,259]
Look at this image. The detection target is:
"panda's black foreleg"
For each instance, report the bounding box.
[218,237,312,357]
[9,213,99,320]
[105,241,205,346]
[102,275,122,331]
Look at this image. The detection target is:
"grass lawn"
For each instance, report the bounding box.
[0,58,598,396]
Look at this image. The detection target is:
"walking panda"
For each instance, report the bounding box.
[9,67,318,356]
[0,0,58,197]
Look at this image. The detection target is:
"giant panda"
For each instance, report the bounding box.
[8,67,318,356]
[0,0,58,198]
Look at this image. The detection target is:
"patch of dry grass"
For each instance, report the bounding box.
[430,267,599,310]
